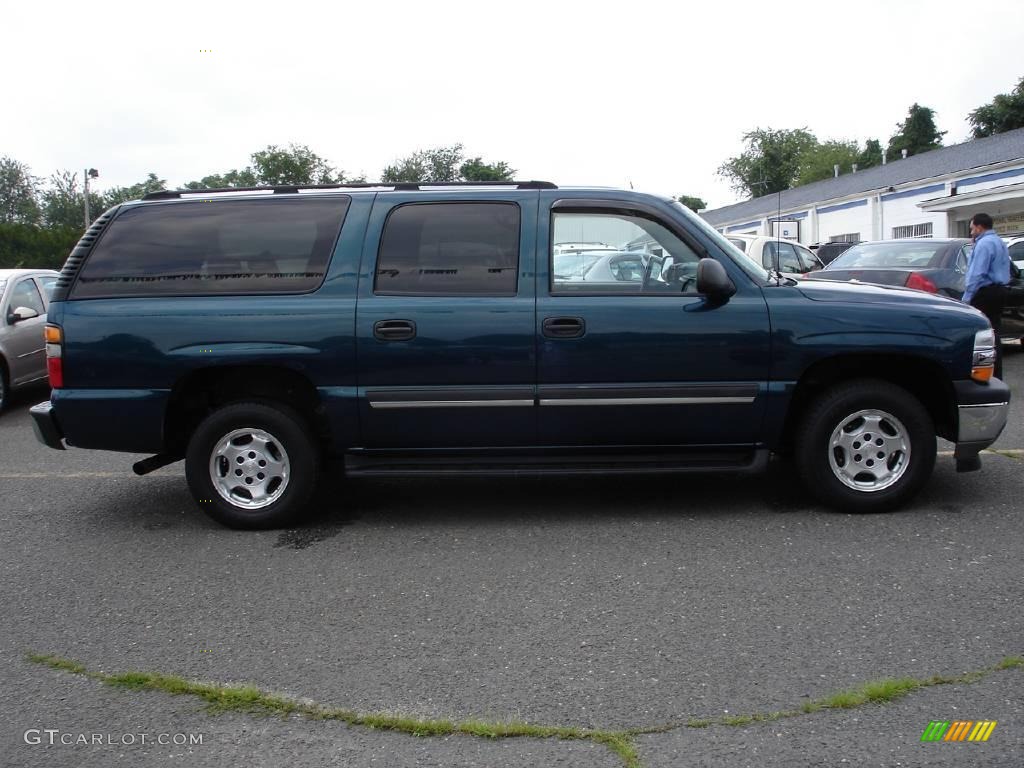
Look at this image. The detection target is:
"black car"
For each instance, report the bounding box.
[807,238,1024,341]
[813,241,861,265]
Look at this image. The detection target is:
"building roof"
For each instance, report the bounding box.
[701,127,1024,226]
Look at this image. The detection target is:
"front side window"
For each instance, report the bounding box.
[10,278,45,317]
[37,276,58,301]
[72,197,349,298]
[551,211,701,294]
[375,203,520,295]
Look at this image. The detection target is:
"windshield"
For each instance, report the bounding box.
[669,201,771,282]
[828,241,947,269]
[553,251,605,279]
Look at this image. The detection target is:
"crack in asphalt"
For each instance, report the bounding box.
[26,653,1023,768]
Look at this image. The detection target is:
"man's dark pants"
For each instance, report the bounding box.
[970,284,1008,379]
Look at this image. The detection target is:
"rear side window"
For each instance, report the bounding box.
[72,198,349,298]
[375,202,520,295]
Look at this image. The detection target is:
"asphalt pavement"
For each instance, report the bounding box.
[2,348,1022,767]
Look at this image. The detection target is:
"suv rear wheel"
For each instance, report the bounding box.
[185,401,320,529]
[795,380,936,512]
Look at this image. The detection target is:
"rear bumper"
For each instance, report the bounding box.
[30,401,66,450]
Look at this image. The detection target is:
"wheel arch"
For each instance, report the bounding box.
[780,353,957,453]
[163,365,327,455]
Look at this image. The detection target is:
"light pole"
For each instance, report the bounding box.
[83,168,99,228]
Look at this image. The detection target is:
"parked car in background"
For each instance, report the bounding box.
[0,269,60,410]
[807,239,1024,342]
[726,235,823,276]
[553,250,651,283]
[814,240,861,265]
[1004,235,1024,269]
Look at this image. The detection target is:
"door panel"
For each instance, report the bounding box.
[355,192,538,449]
[537,200,771,447]
[5,277,47,385]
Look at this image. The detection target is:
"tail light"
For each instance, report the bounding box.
[905,272,938,293]
[44,324,63,388]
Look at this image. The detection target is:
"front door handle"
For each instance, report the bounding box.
[542,316,585,338]
[373,319,417,342]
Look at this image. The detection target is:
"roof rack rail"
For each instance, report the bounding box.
[142,180,557,201]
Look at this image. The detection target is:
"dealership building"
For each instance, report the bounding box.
[700,127,1024,245]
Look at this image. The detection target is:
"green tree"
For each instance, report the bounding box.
[459,157,515,181]
[103,173,168,205]
[968,76,1024,138]
[250,144,351,185]
[886,103,945,161]
[857,138,884,170]
[382,145,516,183]
[675,194,707,211]
[0,223,81,269]
[183,169,258,190]
[184,144,360,189]
[382,144,465,183]
[796,140,862,186]
[718,128,818,197]
[40,171,105,229]
[0,157,42,225]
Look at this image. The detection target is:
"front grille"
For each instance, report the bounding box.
[52,206,120,301]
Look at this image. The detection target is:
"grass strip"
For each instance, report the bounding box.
[26,652,1023,767]
[26,653,637,767]
[628,655,1024,734]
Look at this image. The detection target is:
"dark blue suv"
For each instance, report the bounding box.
[31,182,1010,528]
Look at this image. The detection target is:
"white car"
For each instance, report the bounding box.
[1004,235,1024,270]
[726,235,823,277]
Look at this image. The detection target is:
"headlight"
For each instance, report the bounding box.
[972,329,996,382]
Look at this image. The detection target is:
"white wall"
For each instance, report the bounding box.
[881,192,950,238]
[953,163,1024,195]
[816,202,871,243]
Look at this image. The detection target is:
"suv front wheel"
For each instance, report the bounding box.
[185,401,320,529]
[796,380,936,513]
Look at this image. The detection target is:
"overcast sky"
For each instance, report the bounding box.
[4,0,1022,210]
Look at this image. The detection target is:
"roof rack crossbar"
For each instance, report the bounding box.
[143,180,557,200]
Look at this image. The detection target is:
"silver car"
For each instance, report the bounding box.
[0,269,60,410]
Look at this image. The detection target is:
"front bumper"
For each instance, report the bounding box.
[30,401,66,450]
[953,379,1010,469]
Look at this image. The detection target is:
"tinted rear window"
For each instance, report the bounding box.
[72,197,349,298]
[375,202,520,295]
[828,241,948,270]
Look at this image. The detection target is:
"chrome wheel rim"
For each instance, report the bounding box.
[828,409,910,493]
[209,428,290,510]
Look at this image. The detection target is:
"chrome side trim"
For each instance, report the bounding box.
[539,397,755,406]
[370,399,535,409]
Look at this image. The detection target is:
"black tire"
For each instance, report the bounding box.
[185,401,320,529]
[795,379,936,513]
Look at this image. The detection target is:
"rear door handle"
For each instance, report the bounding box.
[542,316,585,338]
[373,319,417,342]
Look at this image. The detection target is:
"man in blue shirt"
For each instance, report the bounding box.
[964,212,1011,378]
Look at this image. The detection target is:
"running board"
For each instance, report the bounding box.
[344,449,769,478]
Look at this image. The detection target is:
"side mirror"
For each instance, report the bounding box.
[696,258,736,302]
[9,306,40,323]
